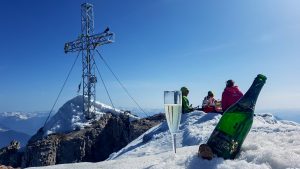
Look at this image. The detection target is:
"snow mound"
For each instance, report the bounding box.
[29,111,300,169]
[43,95,139,135]
[106,112,300,169]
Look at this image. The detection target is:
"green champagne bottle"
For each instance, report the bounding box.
[206,74,267,159]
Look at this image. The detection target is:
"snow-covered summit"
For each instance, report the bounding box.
[43,95,139,135]
[29,111,300,169]
[37,112,299,168]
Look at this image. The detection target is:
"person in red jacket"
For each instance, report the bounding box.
[221,80,244,112]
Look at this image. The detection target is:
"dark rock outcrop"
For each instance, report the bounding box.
[0,141,22,168]
[22,135,60,167]
[0,113,165,168]
[130,113,165,140]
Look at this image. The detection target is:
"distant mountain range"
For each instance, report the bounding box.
[0,111,51,148]
[0,111,50,136]
[0,123,8,131]
[257,109,300,123]
[0,128,30,148]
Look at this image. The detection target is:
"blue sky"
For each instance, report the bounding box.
[0,0,300,114]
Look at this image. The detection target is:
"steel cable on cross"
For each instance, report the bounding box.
[95,49,149,117]
[43,51,81,128]
[94,57,115,109]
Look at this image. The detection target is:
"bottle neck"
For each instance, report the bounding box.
[238,77,266,110]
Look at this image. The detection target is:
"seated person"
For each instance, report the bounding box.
[202,91,217,113]
[221,79,244,112]
[181,86,194,114]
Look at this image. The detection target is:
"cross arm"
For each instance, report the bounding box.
[64,32,114,54]
[64,38,82,53]
[90,32,114,48]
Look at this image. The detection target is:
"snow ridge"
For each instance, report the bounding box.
[43,96,139,135]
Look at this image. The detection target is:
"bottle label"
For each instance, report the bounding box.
[208,130,238,158]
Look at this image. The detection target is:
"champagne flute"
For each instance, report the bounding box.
[164,91,182,153]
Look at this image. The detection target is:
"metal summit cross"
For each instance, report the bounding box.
[64,3,114,119]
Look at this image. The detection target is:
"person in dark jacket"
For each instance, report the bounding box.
[221,80,244,112]
[181,87,194,114]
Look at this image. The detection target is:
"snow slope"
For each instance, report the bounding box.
[43,96,139,135]
[28,111,300,169]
